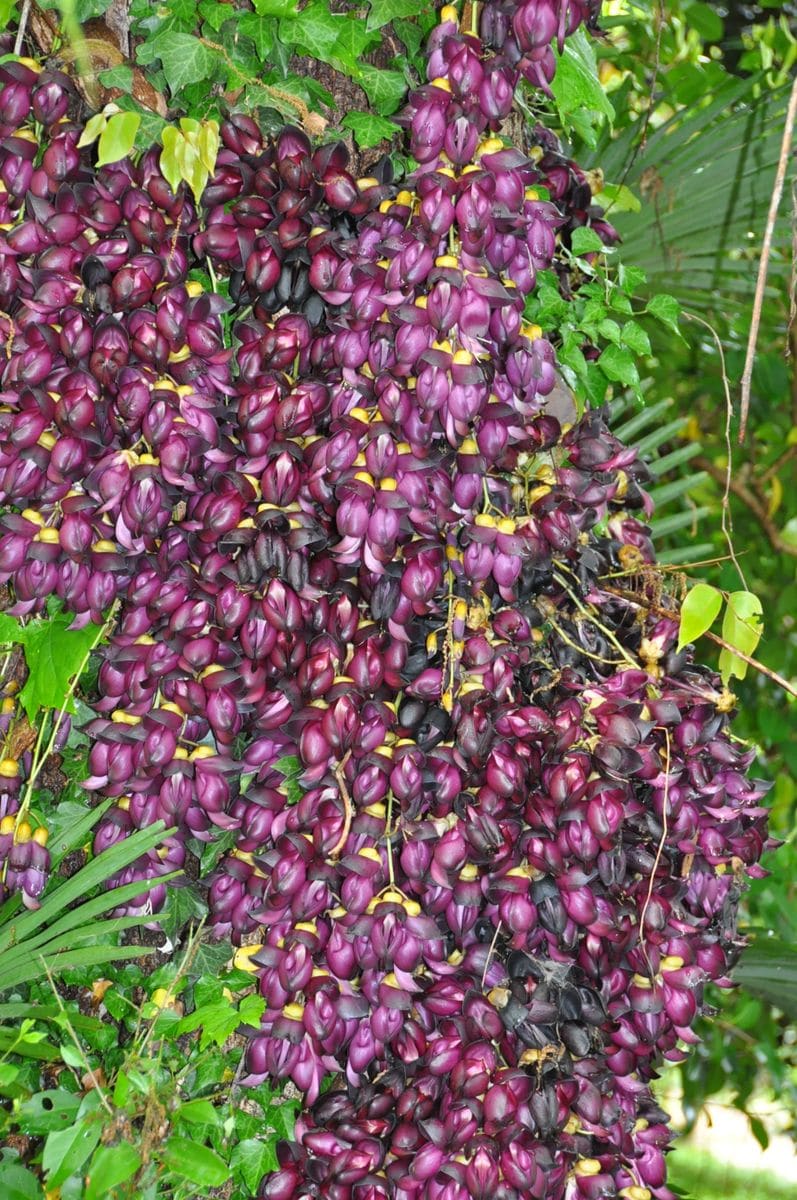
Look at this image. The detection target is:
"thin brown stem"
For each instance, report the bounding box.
[329,750,353,860]
[684,312,748,589]
[739,73,797,442]
[694,455,797,560]
[703,630,797,699]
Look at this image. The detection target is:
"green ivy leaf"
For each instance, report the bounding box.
[719,590,764,683]
[570,225,606,257]
[367,0,432,31]
[159,1136,231,1188]
[597,344,640,389]
[253,0,298,13]
[677,583,723,651]
[238,12,274,59]
[198,0,232,31]
[98,64,134,91]
[18,612,106,721]
[141,33,216,95]
[175,1098,222,1126]
[621,320,652,356]
[85,1143,142,1200]
[357,64,408,115]
[230,1138,279,1193]
[96,111,140,166]
[280,2,342,60]
[551,29,614,126]
[341,111,396,147]
[646,293,683,338]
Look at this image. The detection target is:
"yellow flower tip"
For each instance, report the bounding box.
[440,5,459,23]
[14,821,32,844]
[659,955,685,972]
[189,745,217,761]
[282,1002,304,1020]
[430,76,452,92]
[34,526,60,544]
[497,517,516,534]
[0,757,20,779]
[474,513,496,528]
[434,254,460,269]
[574,1159,603,1178]
[111,710,141,726]
[379,477,398,491]
[172,747,190,760]
[37,430,57,450]
[452,348,474,366]
[185,280,204,298]
[349,406,371,423]
[357,177,379,191]
[92,539,117,553]
[0,815,16,835]
[21,508,44,526]
[233,944,263,972]
[394,189,414,206]
[524,323,543,342]
[353,470,375,486]
[619,1188,652,1200]
[1,698,14,715]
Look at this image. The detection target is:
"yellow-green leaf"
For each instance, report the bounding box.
[96,111,140,167]
[677,582,723,651]
[77,111,108,149]
[719,590,763,683]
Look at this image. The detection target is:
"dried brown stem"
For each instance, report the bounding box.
[739,73,797,442]
[694,455,797,560]
[329,750,354,860]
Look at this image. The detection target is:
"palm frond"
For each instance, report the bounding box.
[589,74,793,329]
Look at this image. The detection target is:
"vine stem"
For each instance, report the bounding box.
[605,585,797,700]
[739,72,797,442]
[683,312,749,589]
[639,728,670,979]
[13,0,30,57]
[329,750,353,860]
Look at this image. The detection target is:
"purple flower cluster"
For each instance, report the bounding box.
[0,6,772,1200]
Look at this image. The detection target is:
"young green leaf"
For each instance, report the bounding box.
[341,112,396,148]
[96,111,140,166]
[85,1143,142,1200]
[551,29,614,127]
[76,110,108,149]
[42,1117,103,1188]
[570,226,606,257]
[646,293,683,338]
[367,0,431,31]
[144,33,216,95]
[719,590,764,683]
[0,1160,43,1200]
[159,1136,231,1188]
[597,344,640,389]
[677,583,723,651]
[18,610,106,720]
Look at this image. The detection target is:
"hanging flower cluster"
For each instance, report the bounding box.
[0,4,770,1199]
